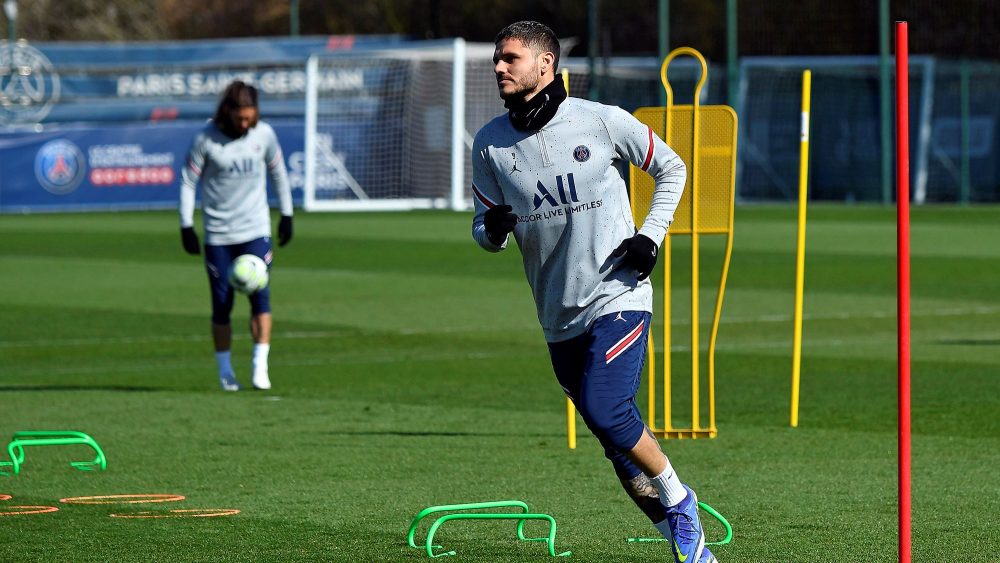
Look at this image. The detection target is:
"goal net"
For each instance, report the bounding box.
[739,56,935,203]
[303,39,504,211]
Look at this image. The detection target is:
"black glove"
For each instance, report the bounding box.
[612,234,658,281]
[483,204,517,246]
[180,227,200,255]
[278,215,293,247]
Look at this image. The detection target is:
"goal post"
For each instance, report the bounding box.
[304,38,490,212]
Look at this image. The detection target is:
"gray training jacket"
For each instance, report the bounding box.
[179,120,293,246]
[471,96,686,342]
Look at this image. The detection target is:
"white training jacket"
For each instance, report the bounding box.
[472,97,686,342]
[179,120,293,246]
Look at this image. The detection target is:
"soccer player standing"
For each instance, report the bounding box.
[179,80,293,392]
[471,22,716,563]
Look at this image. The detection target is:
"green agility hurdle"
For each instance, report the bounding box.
[407,500,571,558]
[0,431,106,476]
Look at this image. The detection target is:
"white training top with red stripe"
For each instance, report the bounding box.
[471,96,686,342]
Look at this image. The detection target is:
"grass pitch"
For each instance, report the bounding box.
[0,205,997,561]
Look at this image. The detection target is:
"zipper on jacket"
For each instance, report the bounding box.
[536,130,553,167]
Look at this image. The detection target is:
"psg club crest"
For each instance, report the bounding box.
[0,40,61,125]
[35,139,86,195]
[573,145,590,162]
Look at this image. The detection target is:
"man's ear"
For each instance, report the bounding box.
[540,52,555,75]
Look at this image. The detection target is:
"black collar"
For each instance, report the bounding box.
[505,79,567,131]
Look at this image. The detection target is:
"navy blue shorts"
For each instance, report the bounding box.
[548,310,652,481]
[204,237,272,325]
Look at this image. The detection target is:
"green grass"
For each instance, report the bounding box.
[0,205,998,562]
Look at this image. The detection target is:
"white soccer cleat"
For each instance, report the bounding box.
[252,371,271,391]
[219,372,242,391]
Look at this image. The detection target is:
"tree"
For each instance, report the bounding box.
[8,0,166,41]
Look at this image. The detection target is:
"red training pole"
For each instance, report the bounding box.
[894,20,912,563]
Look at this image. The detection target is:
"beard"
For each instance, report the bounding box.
[498,72,540,102]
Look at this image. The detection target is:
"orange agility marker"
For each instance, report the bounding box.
[0,505,59,515]
[110,508,241,519]
[60,494,186,505]
[0,494,11,501]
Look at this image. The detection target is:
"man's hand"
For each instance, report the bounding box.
[483,204,517,246]
[278,215,293,247]
[181,227,201,255]
[612,234,658,281]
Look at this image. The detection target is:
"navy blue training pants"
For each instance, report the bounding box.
[548,310,652,480]
[204,237,272,325]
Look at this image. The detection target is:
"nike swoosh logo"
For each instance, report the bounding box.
[674,541,688,562]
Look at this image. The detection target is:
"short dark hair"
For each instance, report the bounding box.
[214,80,259,129]
[495,21,560,72]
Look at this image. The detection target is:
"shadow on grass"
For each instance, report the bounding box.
[0,385,163,393]
[324,430,563,439]
[935,338,1000,346]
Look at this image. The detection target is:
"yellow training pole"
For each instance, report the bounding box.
[562,68,577,449]
[662,240,672,432]
[646,323,658,429]
[689,77,701,435]
[661,68,674,437]
[566,397,576,449]
[791,70,811,427]
[645,232,670,435]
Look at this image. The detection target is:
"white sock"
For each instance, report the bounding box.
[215,350,233,377]
[654,518,673,540]
[252,343,270,376]
[650,457,688,508]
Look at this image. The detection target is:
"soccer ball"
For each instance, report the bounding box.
[228,254,269,294]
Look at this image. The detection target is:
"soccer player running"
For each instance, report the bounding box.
[472,22,716,563]
[179,80,293,392]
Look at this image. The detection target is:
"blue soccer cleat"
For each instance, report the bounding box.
[665,484,706,563]
[219,372,242,391]
[698,546,718,563]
